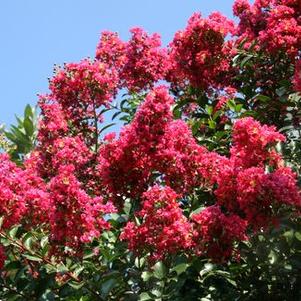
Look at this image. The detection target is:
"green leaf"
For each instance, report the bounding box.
[101,278,118,298]
[73,266,85,277]
[22,232,33,251]
[153,261,166,280]
[5,261,22,270]
[99,123,116,135]
[192,120,201,135]
[295,232,301,241]
[173,105,182,119]
[83,249,95,260]
[112,111,122,120]
[15,115,24,128]
[40,236,49,249]
[255,94,271,102]
[9,226,20,239]
[200,263,214,277]
[123,199,132,216]
[139,292,152,301]
[227,99,236,111]
[23,118,34,136]
[268,250,278,264]
[208,120,216,129]
[68,281,84,290]
[24,104,33,118]
[141,271,152,282]
[171,263,189,276]
[151,289,162,298]
[235,104,243,113]
[240,55,253,68]
[190,206,205,217]
[22,254,42,262]
[205,105,213,115]
[276,87,287,97]
[56,263,69,273]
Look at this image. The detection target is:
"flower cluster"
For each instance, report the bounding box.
[98,86,206,205]
[120,185,192,261]
[211,118,301,228]
[49,164,115,253]
[1,6,301,270]
[98,86,174,203]
[230,117,285,169]
[49,59,119,128]
[0,154,28,229]
[168,12,235,90]
[192,206,247,261]
[155,119,206,192]
[96,28,169,92]
[95,31,127,70]
[234,0,301,57]
[51,136,92,171]
[235,167,301,227]
[0,154,52,228]
[121,28,169,92]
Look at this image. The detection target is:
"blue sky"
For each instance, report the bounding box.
[0,0,234,127]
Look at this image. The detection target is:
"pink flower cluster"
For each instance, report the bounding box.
[0,9,300,265]
[0,152,116,256]
[121,28,169,92]
[117,90,300,260]
[96,28,169,92]
[98,86,206,205]
[235,167,300,227]
[209,118,301,228]
[95,31,127,70]
[168,12,235,90]
[230,117,285,169]
[97,86,174,204]
[49,59,119,128]
[120,185,192,261]
[0,154,28,229]
[49,164,115,253]
[192,206,247,262]
[234,0,301,57]
[0,154,51,229]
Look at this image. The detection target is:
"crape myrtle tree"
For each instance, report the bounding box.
[1,0,301,300]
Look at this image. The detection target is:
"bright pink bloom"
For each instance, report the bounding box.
[52,136,92,171]
[96,31,127,70]
[234,0,301,57]
[0,154,28,228]
[98,86,174,203]
[168,12,235,90]
[121,28,170,92]
[121,185,192,261]
[48,164,116,253]
[49,59,119,126]
[155,119,206,192]
[192,206,247,262]
[98,86,206,204]
[236,167,301,227]
[96,28,169,92]
[231,117,285,168]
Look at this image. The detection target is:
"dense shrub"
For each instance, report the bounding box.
[1,0,301,300]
